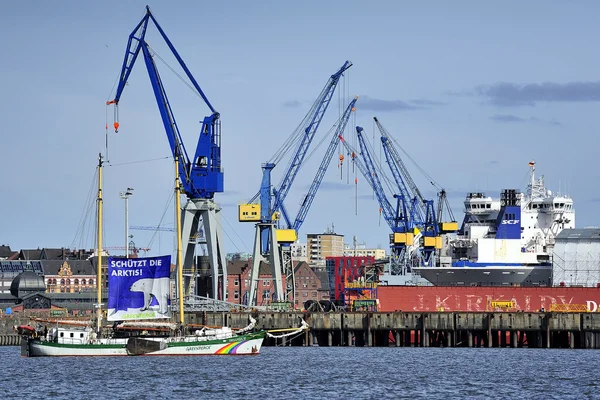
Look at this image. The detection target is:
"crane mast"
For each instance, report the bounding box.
[240,62,354,307]
[374,117,425,220]
[354,126,415,275]
[355,127,400,231]
[107,6,227,301]
[292,96,358,232]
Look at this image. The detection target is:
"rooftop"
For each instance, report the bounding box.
[555,228,600,241]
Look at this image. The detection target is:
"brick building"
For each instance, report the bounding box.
[325,256,376,301]
[294,261,330,308]
[223,260,283,305]
[222,260,330,308]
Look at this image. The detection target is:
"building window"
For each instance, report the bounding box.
[312,291,317,297]
[264,280,270,286]
[234,279,239,286]
[234,291,239,300]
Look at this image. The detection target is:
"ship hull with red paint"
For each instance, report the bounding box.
[378,286,600,312]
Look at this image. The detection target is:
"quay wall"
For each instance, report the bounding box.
[195,311,600,349]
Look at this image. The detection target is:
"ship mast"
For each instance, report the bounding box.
[96,153,104,335]
[175,155,185,325]
[528,160,536,199]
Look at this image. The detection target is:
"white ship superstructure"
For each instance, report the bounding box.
[414,161,575,286]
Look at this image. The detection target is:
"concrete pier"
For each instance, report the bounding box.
[198,311,600,349]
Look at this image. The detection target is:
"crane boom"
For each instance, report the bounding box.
[355,126,401,232]
[272,61,352,227]
[291,96,358,232]
[380,135,422,224]
[346,126,416,276]
[374,117,425,210]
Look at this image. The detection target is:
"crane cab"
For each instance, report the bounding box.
[391,232,414,246]
[276,229,297,243]
[439,221,459,233]
[423,236,443,249]
[238,204,260,222]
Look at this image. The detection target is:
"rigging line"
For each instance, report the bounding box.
[303,121,337,165]
[518,169,532,195]
[106,67,120,103]
[71,168,99,250]
[147,43,203,100]
[209,211,244,253]
[269,84,328,165]
[387,131,441,189]
[146,190,175,251]
[106,156,171,167]
[222,214,251,253]
[105,106,110,162]
[270,100,319,166]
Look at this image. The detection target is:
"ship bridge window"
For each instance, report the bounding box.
[486,204,491,209]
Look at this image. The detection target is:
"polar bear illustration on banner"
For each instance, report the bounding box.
[130,277,170,314]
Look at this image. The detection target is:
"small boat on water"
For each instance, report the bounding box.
[22,320,268,357]
[20,155,307,357]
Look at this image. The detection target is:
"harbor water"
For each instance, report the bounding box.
[0,346,598,399]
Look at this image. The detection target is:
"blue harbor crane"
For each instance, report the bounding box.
[375,117,425,225]
[239,61,353,306]
[354,126,417,275]
[375,117,458,267]
[106,6,227,300]
[338,127,416,275]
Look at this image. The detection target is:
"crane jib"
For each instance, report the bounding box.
[106,7,222,199]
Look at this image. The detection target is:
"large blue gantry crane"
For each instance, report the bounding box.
[106,6,227,300]
[239,61,353,306]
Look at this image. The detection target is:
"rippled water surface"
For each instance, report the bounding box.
[1,346,598,399]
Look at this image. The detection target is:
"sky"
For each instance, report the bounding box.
[1,1,599,257]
